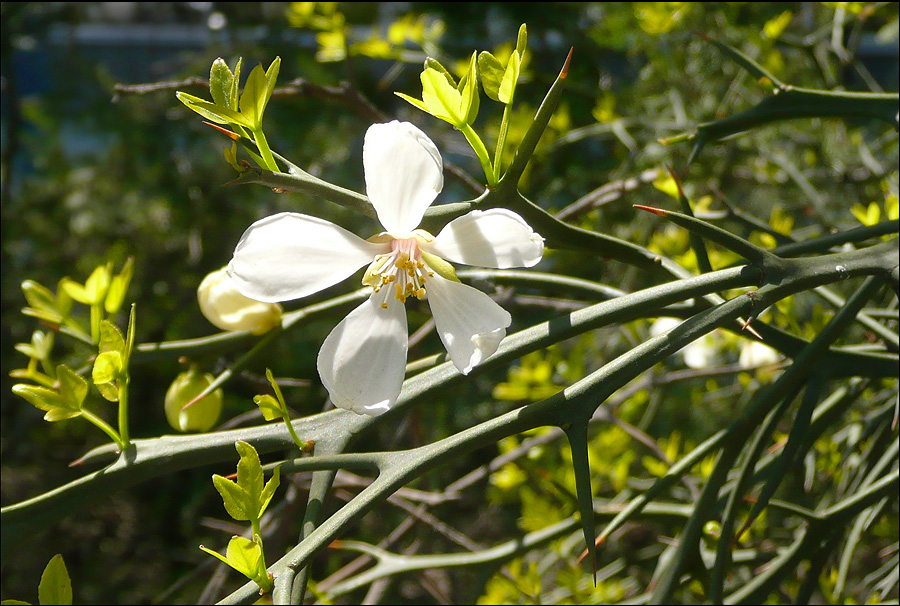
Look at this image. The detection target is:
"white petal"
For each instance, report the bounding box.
[228,212,388,303]
[364,121,443,235]
[422,209,544,268]
[425,273,510,375]
[317,289,408,415]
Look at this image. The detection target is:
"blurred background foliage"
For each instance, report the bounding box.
[1,2,897,604]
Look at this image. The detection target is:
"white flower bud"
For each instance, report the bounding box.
[198,267,282,334]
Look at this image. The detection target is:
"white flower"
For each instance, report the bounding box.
[227,121,544,415]
[739,340,781,369]
[198,267,282,334]
[649,317,720,369]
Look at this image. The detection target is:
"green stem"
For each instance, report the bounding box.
[251,127,279,173]
[251,518,262,542]
[90,303,101,344]
[459,122,496,187]
[80,408,126,451]
[492,99,513,184]
[117,376,131,448]
[282,414,309,452]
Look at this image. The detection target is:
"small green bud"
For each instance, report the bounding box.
[165,369,223,433]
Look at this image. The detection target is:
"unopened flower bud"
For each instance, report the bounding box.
[198,267,282,334]
[165,369,223,432]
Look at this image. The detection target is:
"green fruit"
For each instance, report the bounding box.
[165,369,223,432]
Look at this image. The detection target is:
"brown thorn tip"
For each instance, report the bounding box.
[633,204,668,217]
[69,455,86,467]
[202,121,240,140]
[560,48,573,80]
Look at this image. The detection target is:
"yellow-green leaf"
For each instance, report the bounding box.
[240,64,268,127]
[263,57,281,111]
[212,474,254,521]
[225,535,263,579]
[176,92,254,128]
[60,279,91,305]
[235,440,264,513]
[12,384,64,413]
[209,57,235,109]
[515,23,527,58]
[420,67,463,124]
[21,280,56,312]
[84,265,111,303]
[424,57,457,87]
[460,51,480,123]
[104,257,134,315]
[38,555,72,606]
[395,92,431,114]
[56,365,87,410]
[99,321,125,355]
[229,58,243,110]
[95,381,119,403]
[253,394,284,422]
[498,49,520,104]
[258,466,281,517]
[478,51,505,102]
[92,351,123,386]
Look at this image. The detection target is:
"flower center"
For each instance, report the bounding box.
[363,237,435,307]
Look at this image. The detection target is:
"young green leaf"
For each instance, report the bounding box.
[14,331,54,362]
[99,321,125,355]
[258,466,281,517]
[83,264,111,304]
[56,365,88,410]
[253,394,285,422]
[235,440,265,510]
[515,23,527,58]
[209,57,235,109]
[498,49,520,104]
[424,57,457,86]
[21,280,57,314]
[263,57,281,113]
[37,555,72,606]
[460,51,480,124]
[12,384,81,422]
[478,51,506,102]
[176,92,254,129]
[212,474,255,521]
[199,535,273,593]
[229,58,243,111]
[92,351,123,400]
[212,441,280,523]
[240,64,269,128]
[420,67,464,124]
[225,535,266,582]
[104,257,134,315]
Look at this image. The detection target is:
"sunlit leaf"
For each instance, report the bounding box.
[104,258,134,315]
[56,365,87,410]
[37,554,72,606]
[99,321,125,355]
[478,51,505,102]
[209,57,235,109]
[253,394,284,422]
[239,64,268,127]
[92,351,123,387]
[212,474,254,521]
